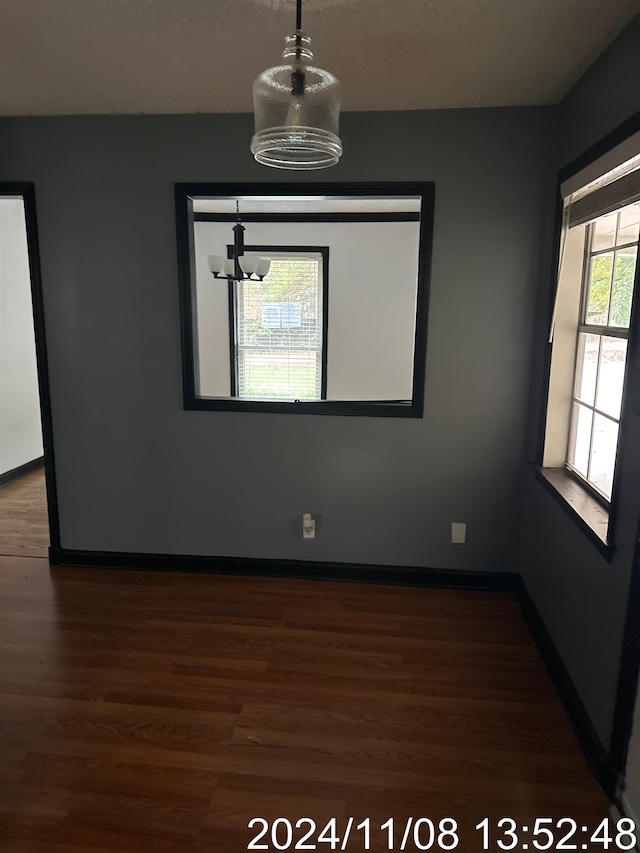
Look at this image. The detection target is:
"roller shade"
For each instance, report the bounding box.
[550,144,640,343]
[568,168,640,227]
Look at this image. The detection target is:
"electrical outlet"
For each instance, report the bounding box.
[451,522,466,544]
[302,513,315,539]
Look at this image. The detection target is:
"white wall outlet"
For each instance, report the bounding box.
[451,522,466,544]
[302,513,315,539]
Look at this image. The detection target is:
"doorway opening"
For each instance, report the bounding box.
[0,184,58,559]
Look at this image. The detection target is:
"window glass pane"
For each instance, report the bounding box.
[595,336,627,418]
[574,333,599,405]
[589,414,619,500]
[618,201,640,245]
[237,255,322,400]
[610,245,636,328]
[585,253,612,325]
[568,403,592,477]
[592,212,618,251]
[239,350,319,398]
[559,197,638,499]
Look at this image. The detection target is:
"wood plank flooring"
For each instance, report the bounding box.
[0,556,608,851]
[0,470,49,558]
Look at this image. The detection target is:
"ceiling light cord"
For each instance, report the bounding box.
[296,0,302,31]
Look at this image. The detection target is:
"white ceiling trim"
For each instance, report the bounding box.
[193,198,422,214]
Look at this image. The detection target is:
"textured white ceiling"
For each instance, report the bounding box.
[0,0,637,116]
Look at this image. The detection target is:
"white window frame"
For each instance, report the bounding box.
[229,246,329,402]
[565,212,637,502]
[542,133,640,546]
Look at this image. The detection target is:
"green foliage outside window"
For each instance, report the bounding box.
[588,254,635,327]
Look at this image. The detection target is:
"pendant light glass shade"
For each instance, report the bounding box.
[251,31,342,170]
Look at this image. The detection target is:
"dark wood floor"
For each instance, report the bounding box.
[0,470,49,558]
[0,555,608,851]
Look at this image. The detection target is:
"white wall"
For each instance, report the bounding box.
[194,219,420,400]
[0,197,43,475]
[193,221,231,397]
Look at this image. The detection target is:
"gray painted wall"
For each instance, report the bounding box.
[557,15,640,167]
[0,107,554,569]
[520,16,640,747]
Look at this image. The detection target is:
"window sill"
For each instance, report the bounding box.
[185,397,420,417]
[533,465,614,561]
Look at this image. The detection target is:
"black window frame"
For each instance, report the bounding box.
[175,181,434,418]
[534,113,640,559]
[226,245,329,401]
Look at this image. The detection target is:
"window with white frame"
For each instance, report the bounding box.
[544,145,640,510]
[232,248,327,401]
[567,205,638,499]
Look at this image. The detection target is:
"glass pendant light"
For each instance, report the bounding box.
[251,0,342,170]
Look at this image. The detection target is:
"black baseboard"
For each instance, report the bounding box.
[0,456,44,489]
[516,577,619,798]
[49,547,519,591]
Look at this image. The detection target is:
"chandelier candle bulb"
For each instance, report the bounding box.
[207,255,225,275]
[241,256,260,275]
[257,258,271,278]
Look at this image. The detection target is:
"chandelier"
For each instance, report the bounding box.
[250,0,343,170]
[207,202,271,282]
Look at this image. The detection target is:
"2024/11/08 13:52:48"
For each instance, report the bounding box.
[247,816,636,850]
